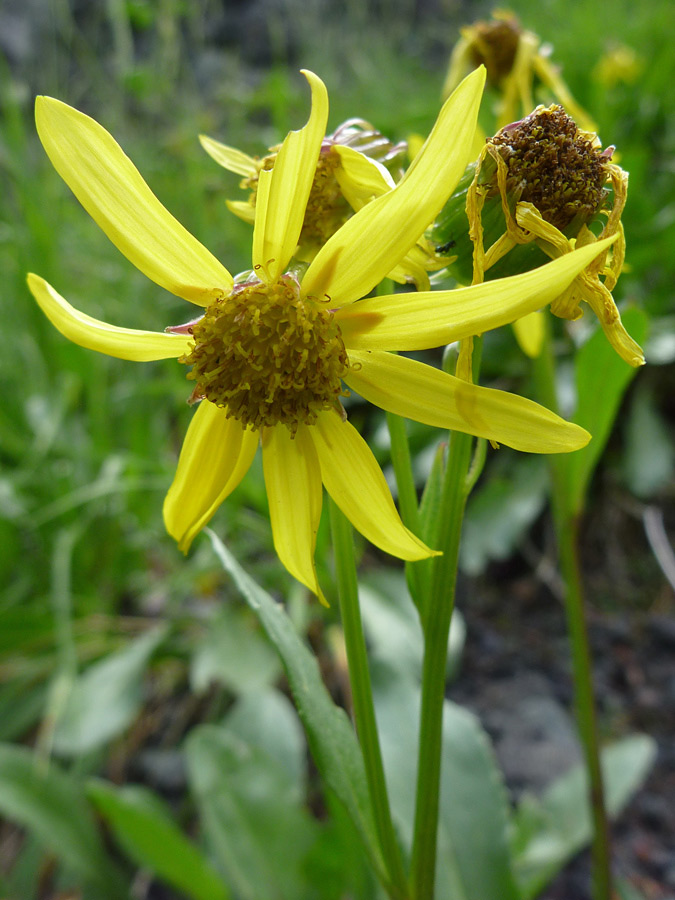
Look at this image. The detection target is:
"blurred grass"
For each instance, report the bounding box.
[0,0,673,658]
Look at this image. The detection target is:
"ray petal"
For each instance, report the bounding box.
[310,410,436,560]
[226,199,257,224]
[336,235,618,350]
[164,402,259,552]
[301,67,485,306]
[346,350,590,453]
[27,274,191,360]
[332,145,395,211]
[199,135,259,177]
[262,424,326,603]
[252,70,329,281]
[36,96,232,305]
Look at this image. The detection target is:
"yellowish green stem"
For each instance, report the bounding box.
[533,319,613,900]
[328,498,409,900]
[409,428,473,900]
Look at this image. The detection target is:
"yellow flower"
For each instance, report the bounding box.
[200,114,444,289]
[593,43,643,89]
[28,69,616,601]
[443,10,595,131]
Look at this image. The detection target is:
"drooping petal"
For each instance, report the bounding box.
[199,135,259,178]
[164,402,258,552]
[301,67,485,307]
[346,350,590,453]
[226,199,256,224]
[332,145,395,211]
[310,410,436,560]
[512,311,545,358]
[336,234,618,350]
[35,97,232,305]
[27,274,192,361]
[252,70,329,281]
[262,424,326,604]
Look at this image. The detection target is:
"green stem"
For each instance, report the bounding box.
[410,428,473,900]
[386,411,421,533]
[533,321,613,900]
[386,410,427,605]
[328,498,409,900]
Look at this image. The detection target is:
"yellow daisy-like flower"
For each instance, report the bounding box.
[28,69,616,602]
[443,10,595,132]
[200,114,444,289]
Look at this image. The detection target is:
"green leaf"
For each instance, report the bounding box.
[460,456,549,575]
[409,441,446,605]
[565,308,649,515]
[224,688,307,797]
[87,780,231,900]
[0,677,47,742]
[623,382,674,498]
[616,878,650,900]
[302,791,383,900]
[360,569,465,683]
[373,669,519,900]
[190,605,280,694]
[205,530,382,876]
[52,625,167,756]
[512,734,657,899]
[186,725,318,900]
[0,743,125,896]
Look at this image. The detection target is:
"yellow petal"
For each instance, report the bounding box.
[332,145,394,211]
[513,311,545,358]
[199,135,258,178]
[578,277,645,367]
[27,274,191,360]
[252,70,328,281]
[337,234,618,350]
[226,199,256,225]
[301,67,485,307]
[35,97,232,305]
[310,410,437,560]
[346,350,590,454]
[164,401,259,553]
[262,424,326,604]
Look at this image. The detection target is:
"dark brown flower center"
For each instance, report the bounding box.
[488,105,610,231]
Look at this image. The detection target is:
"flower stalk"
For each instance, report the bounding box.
[533,317,613,900]
[328,497,409,900]
[408,341,480,900]
[410,425,474,900]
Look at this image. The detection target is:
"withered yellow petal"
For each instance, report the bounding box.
[27,274,191,361]
[337,234,618,350]
[262,424,326,604]
[35,96,232,305]
[346,350,590,453]
[301,67,485,307]
[310,410,437,560]
[164,401,258,553]
[252,70,328,281]
[199,135,258,177]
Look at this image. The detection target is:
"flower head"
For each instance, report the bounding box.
[200,113,442,288]
[443,11,595,131]
[462,105,643,366]
[28,69,617,600]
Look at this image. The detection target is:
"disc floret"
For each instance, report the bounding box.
[181,275,349,434]
[487,105,610,231]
